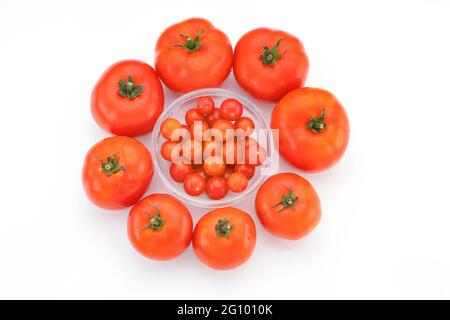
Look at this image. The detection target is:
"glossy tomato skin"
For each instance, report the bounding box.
[205,176,228,200]
[128,194,193,260]
[255,173,321,240]
[193,207,256,270]
[233,28,309,102]
[271,88,350,172]
[91,60,164,136]
[82,136,153,210]
[155,18,233,92]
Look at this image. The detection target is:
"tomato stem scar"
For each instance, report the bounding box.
[175,30,205,52]
[307,109,327,133]
[99,153,126,176]
[272,188,299,212]
[260,39,282,65]
[143,206,165,231]
[215,218,233,237]
[118,75,143,99]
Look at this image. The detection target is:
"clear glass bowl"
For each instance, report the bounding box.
[151,88,273,208]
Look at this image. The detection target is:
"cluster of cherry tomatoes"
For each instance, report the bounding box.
[82,17,349,270]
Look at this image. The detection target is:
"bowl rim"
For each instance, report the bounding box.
[151,88,273,208]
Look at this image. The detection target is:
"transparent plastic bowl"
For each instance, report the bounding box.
[151,88,273,208]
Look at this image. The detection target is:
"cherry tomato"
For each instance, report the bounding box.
[193,207,256,270]
[227,172,248,193]
[203,156,226,177]
[161,141,181,161]
[233,28,309,102]
[197,96,215,115]
[91,60,164,136]
[219,98,243,121]
[235,117,255,136]
[211,119,234,141]
[185,109,205,127]
[189,121,209,141]
[183,173,206,196]
[128,194,192,260]
[82,136,153,210]
[205,176,228,200]
[170,162,193,182]
[234,164,255,180]
[255,173,321,240]
[271,88,349,172]
[160,118,182,140]
[205,108,221,127]
[155,18,233,92]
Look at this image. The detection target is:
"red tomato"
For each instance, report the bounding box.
[128,194,192,260]
[205,176,228,200]
[170,162,193,182]
[91,60,164,136]
[233,28,309,101]
[161,141,181,162]
[185,109,205,127]
[183,173,206,196]
[219,98,243,121]
[155,18,233,92]
[271,88,349,172]
[227,172,248,193]
[82,136,153,210]
[235,117,255,136]
[197,96,215,115]
[193,207,256,270]
[211,119,234,141]
[203,156,226,177]
[234,164,255,180]
[205,108,221,127]
[160,118,182,140]
[255,173,321,240]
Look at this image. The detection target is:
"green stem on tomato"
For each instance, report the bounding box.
[174,30,205,52]
[307,109,327,133]
[260,39,282,66]
[215,218,233,237]
[143,206,165,231]
[272,188,299,212]
[118,75,143,99]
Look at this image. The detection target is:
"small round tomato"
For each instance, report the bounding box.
[193,207,256,270]
[160,118,182,140]
[181,139,203,163]
[82,136,153,210]
[255,173,321,240]
[211,119,234,141]
[91,60,164,136]
[183,173,206,196]
[189,121,209,141]
[203,156,226,177]
[271,88,349,172]
[205,176,228,200]
[185,109,205,127]
[234,164,255,180]
[161,141,181,161]
[205,108,221,127]
[219,98,243,121]
[233,28,309,102]
[235,117,255,136]
[128,194,192,260]
[227,172,248,193]
[197,96,215,115]
[170,162,193,182]
[155,18,233,92]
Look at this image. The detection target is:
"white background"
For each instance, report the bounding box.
[1,0,450,299]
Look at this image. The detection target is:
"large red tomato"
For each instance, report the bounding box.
[82,136,153,210]
[271,88,350,172]
[233,28,309,102]
[91,60,164,136]
[155,18,233,92]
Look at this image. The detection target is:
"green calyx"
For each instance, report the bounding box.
[215,218,233,238]
[260,39,282,66]
[175,30,205,52]
[100,154,126,176]
[307,109,327,133]
[118,75,143,99]
[272,188,299,212]
[143,206,165,231]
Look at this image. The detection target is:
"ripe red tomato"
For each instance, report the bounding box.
[82,136,153,210]
[185,109,205,127]
[197,96,215,115]
[183,173,206,196]
[160,118,182,140]
[219,98,243,121]
[155,18,233,92]
[227,172,248,193]
[234,164,255,180]
[170,162,193,182]
[205,108,221,127]
[203,156,226,177]
[255,173,321,240]
[205,176,228,200]
[128,194,192,260]
[193,207,256,270]
[235,117,255,136]
[211,119,234,141]
[160,141,181,161]
[271,88,349,172]
[233,28,309,102]
[91,60,164,136]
